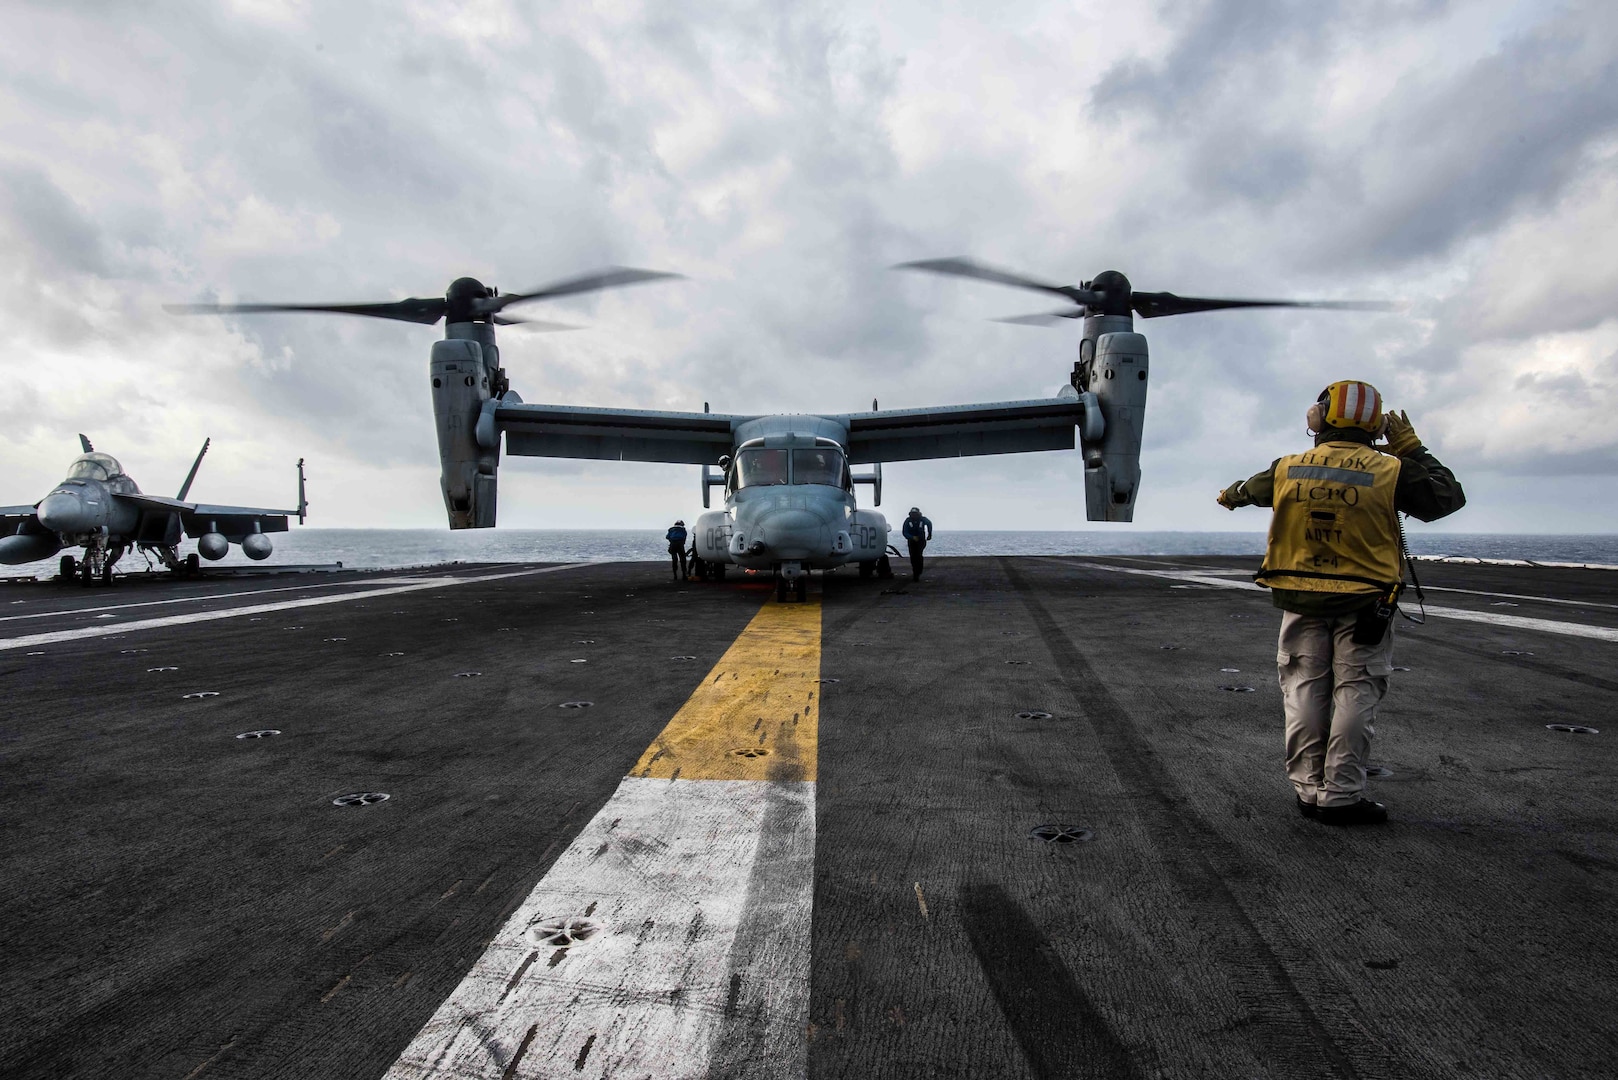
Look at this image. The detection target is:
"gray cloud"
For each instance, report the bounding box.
[1336,8,1618,265]
[0,160,105,275]
[1,0,1615,530]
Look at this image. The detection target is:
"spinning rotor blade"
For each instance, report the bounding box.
[491,314,580,329]
[1130,292,1397,319]
[993,311,1087,327]
[895,257,1101,306]
[480,266,683,315]
[164,297,449,325]
[898,255,1396,325]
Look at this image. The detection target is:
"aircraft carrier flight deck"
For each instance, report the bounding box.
[2,555,1614,1080]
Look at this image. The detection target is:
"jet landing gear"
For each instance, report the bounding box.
[776,563,808,603]
[66,538,121,586]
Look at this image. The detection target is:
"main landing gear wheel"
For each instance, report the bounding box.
[59,555,76,581]
[795,576,807,602]
[185,553,200,575]
[858,560,875,579]
[776,576,789,602]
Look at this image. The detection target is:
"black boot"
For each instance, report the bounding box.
[1295,796,1319,819]
[1318,799,1387,826]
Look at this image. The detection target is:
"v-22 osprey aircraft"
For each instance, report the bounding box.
[0,435,307,584]
[171,270,1080,601]
[170,261,1382,600]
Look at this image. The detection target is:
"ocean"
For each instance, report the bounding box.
[12,529,1612,576]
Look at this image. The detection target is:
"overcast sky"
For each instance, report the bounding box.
[3,0,1616,534]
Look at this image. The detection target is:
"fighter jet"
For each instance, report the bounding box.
[0,435,306,584]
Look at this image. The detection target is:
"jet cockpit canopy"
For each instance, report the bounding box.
[65,453,124,482]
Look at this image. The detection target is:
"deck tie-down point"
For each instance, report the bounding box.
[236,729,281,739]
[559,701,593,709]
[527,916,604,949]
[1219,685,1256,693]
[1547,724,1599,735]
[1015,710,1052,720]
[729,747,770,759]
[1029,825,1094,844]
[332,792,389,807]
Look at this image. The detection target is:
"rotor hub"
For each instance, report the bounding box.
[445,277,495,323]
[1088,270,1133,317]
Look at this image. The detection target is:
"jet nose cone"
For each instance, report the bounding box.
[36,492,88,534]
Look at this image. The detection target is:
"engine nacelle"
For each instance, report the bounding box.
[431,335,499,530]
[849,508,888,562]
[241,533,273,561]
[694,510,733,563]
[1083,331,1149,522]
[198,532,229,560]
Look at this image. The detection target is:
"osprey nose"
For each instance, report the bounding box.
[757,508,830,558]
[37,492,89,534]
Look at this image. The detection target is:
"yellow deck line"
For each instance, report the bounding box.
[631,596,821,782]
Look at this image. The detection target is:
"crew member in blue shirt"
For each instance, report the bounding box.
[901,507,933,580]
[665,520,689,581]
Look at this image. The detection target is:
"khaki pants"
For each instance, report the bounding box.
[1276,610,1395,808]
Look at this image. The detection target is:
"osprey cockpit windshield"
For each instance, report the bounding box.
[731,442,850,491]
[735,448,790,488]
[791,447,848,488]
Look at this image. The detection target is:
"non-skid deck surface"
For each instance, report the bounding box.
[2,557,1613,1079]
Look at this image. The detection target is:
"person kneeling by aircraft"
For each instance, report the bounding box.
[1218,381,1465,826]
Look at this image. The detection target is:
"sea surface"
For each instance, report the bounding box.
[10,529,1613,576]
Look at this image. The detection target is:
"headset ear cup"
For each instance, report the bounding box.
[1306,402,1323,434]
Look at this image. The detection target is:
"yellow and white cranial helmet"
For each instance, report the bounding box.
[1314,380,1384,432]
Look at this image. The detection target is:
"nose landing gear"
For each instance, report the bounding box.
[775,563,809,602]
[60,539,121,586]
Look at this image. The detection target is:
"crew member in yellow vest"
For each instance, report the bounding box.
[1217,381,1465,825]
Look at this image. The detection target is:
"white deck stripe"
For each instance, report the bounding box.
[1416,585,1618,610]
[0,574,465,623]
[1072,561,1618,643]
[385,778,815,1079]
[0,565,588,651]
[1412,606,1618,642]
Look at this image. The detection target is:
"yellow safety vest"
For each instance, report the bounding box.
[1256,441,1403,595]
